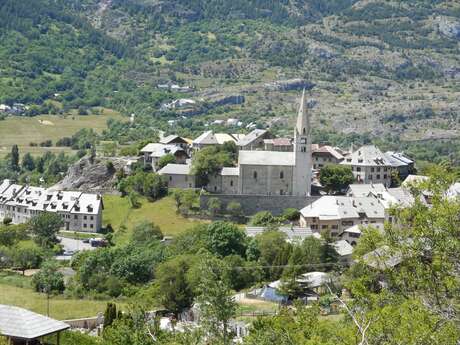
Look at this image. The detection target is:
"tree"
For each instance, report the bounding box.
[12,242,44,275]
[131,221,163,244]
[33,260,65,316]
[10,145,20,172]
[128,191,141,209]
[191,146,232,186]
[226,201,243,221]
[319,164,354,194]
[153,255,195,316]
[158,153,176,169]
[282,208,300,221]
[21,152,35,171]
[103,302,119,329]
[207,197,221,217]
[196,255,236,345]
[204,221,247,258]
[29,213,63,248]
[250,211,278,227]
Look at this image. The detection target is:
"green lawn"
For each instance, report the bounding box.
[0,109,122,157]
[103,195,208,243]
[0,278,121,320]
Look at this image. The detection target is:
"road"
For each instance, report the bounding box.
[55,236,96,260]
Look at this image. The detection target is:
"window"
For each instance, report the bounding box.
[74,215,77,219]
[376,174,381,179]
[90,224,94,229]
[384,174,387,179]
[311,224,318,230]
[321,225,328,229]
[377,167,381,172]
[331,225,338,230]
[83,224,87,228]
[90,216,94,220]
[280,171,284,179]
[301,147,306,152]
[84,215,87,220]
[169,176,172,182]
[253,171,258,179]
[230,180,233,187]
[371,167,374,172]
[356,167,361,172]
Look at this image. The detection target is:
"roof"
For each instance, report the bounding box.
[341,145,392,167]
[385,151,414,165]
[239,150,295,166]
[402,175,429,187]
[264,138,292,146]
[362,245,403,270]
[158,163,192,175]
[237,129,268,147]
[0,304,69,340]
[193,131,237,145]
[300,196,385,220]
[312,145,344,160]
[245,226,313,241]
[140,143,185,157]
[221,167,239,176]
[159,135,188,145]
[333,240,354,257]
[297,272,330,288]
[347,183,387,197]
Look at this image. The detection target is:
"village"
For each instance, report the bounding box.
[1,91,459,344]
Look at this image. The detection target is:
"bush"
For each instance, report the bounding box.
[2,217,12,225]
[282,208,300,221]
[207,197,222,217]
[226,201,243,221]
[250,211,277,226]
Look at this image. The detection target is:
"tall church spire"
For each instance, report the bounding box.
[296,88,309,136]
[293,89,312,197]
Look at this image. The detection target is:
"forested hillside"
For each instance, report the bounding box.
[1,0,460,162]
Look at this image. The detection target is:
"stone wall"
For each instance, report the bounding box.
[200,193,320,216]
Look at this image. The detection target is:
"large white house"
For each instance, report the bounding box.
[0,180,103,232]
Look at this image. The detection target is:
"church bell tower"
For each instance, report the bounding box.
[293,89,312,196]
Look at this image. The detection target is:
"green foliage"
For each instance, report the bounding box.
[191,146,233,186]
[119,171,168,200]
[157,153,176,170]
[29,212,63,248]
[0,223,28,247]
[319,164,354,194]
[226,201,243,221]
[11,242,44,274]
[103,302,119,329]
[32,260,65,294]
[131,221,163,244]
[250,211,277,227]
[204,221,247,258]
[207,197,221,217]
[282,208,300,221]
[196,255,237,345]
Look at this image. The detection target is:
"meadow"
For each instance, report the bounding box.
[103,195,208,243]
[0,109,122,157]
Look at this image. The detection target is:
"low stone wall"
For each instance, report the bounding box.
[200,194,319,216]
[63,317,101,330]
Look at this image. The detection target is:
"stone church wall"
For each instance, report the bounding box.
[200,194,320,216]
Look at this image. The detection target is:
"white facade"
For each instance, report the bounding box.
[0,180,103,233]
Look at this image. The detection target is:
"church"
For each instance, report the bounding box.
[207,90,313,196]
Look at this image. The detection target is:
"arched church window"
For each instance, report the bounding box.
[253,171,258,179]
[301,147,306,153]
[280,171,284,179]
[303,128,306,135]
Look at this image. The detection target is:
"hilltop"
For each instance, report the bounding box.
[0,0,459,152]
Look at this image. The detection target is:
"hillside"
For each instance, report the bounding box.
[0,0,459,161]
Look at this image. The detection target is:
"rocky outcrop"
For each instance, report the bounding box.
[438,17,460,40]
[264,79,315,92]
[52,156,130,192]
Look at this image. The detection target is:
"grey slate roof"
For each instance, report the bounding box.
[237,129,267,147]
[341,145,392,166]
[245,226,313,241]
[158,163,192,175]
[239,150,295,166]
[0,304,69,339]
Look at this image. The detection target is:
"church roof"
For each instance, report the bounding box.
[239,151,295,166]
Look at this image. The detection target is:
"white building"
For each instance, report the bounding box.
[0,180,103,233]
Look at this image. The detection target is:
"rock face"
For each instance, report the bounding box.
[264,79,315,92]
[52,156,129,192]
[438,17,460,39]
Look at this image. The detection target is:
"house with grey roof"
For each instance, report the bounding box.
[192,131,238,150]
[0,180,103,233]
[385,151,415,180]
[311,144,344,170]
[299,195,386,237]
[245,226,316,243]
[341,145,394,187]
[237,129,273,150]
[140,143,188,171]
[158,164,197,189]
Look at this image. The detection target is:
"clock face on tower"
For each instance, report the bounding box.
[300,138,307,144]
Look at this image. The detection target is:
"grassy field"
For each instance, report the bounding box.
[103,195,208,243]
[0,109,123,157]
[0,272,121,320]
